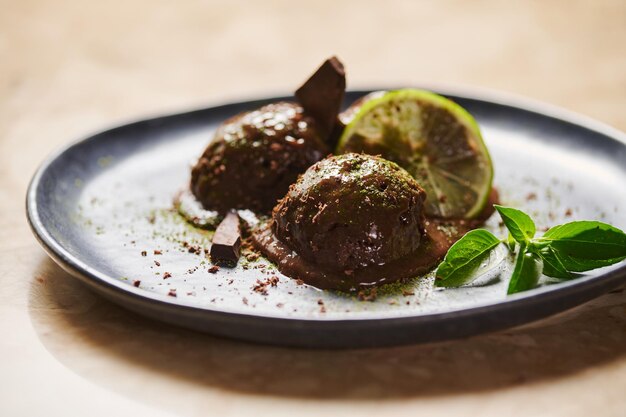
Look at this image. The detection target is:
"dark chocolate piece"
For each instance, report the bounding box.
[210,211,241,263]
[295,56,346,139]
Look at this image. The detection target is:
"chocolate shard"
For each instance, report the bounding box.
[210,211,241,264]
[295,56,346,140]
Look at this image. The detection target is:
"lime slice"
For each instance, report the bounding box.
[336,89,493,218]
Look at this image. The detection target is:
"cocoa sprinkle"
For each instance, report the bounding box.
[252,276,279,295]
[357,288,378,302]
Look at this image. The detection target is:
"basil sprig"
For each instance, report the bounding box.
[435,205,626,295]
[434,230,501,288]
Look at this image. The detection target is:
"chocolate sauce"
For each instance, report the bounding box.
[253,220,450,291]
[252,199,496,291]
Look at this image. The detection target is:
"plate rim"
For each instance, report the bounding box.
[26,87,626,327]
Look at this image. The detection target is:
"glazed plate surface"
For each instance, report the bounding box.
[27,89,626,348]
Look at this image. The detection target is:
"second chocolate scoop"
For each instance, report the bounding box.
[190,102,329,214]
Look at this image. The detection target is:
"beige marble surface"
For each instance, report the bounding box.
[1,1,625,416]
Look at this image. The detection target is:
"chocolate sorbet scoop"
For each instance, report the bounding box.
[272,153,427,272]
[190,102,329,213]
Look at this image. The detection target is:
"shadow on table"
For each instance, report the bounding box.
[29,257,626,400]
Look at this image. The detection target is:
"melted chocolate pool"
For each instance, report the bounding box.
[254,220,452,291]
[252,193,496,291]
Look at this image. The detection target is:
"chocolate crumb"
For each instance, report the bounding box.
[167,289,177,297]
[252,276,279,295]
[245,252,260,262]
[276,303,284,308]
[295,279,304,286]
[187,244,202,255]
[141,251,147,256]
[208,265,220,274]
[402,290,415,296]
[565,208,573,216]
[526,192,537,201]
[154,260,160,267]
[133,280,141,287]
[253,280,269,295]
[241,237,255,252]
[163,272,172,279]
[357,288,378,302]
[154,250,162,255]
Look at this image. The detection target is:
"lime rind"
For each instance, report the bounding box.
[337,89,493,219]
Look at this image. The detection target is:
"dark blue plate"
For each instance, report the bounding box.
[26,89,626,348]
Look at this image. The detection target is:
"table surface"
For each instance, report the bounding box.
[2,1,625,416]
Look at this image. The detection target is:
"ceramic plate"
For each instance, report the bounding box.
[27,89,626,348]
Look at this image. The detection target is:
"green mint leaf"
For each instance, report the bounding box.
[435,229,501,288]
[534,246,572,279]
[494,205,536,243]
[540,221,626,272]
[507,250,543,294]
